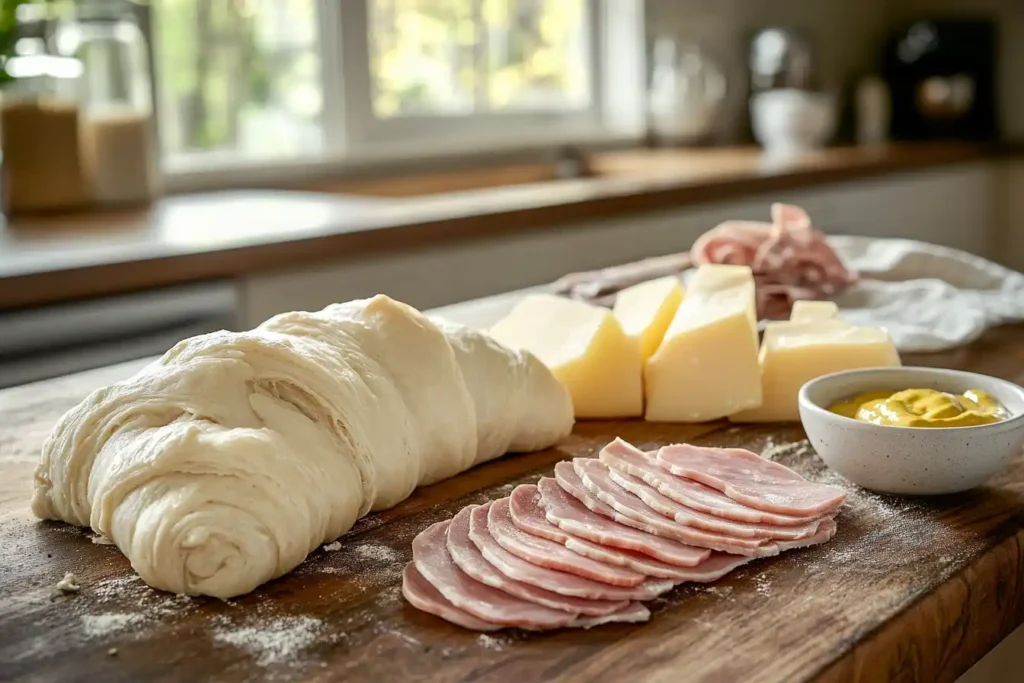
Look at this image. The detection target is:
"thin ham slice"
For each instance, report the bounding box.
[401,563,501,632]
[776,518,838,551]
[598,443,822,541]
[546,469,711,567]
[573,458,774,556]
[468,502,674,601]
[488,497,648,587]
[656,443,846,516]
[514,483,747,582]
[447,505,629,617]
[599,438,823,525]
[606,466,820,541]
[413,520,595,630]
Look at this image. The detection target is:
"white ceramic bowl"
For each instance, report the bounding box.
[798,366,1024,495]
[751,88,836,154]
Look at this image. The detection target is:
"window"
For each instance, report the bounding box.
[368,0,590,117]
[153,0,323,161]
[151,0,644,185]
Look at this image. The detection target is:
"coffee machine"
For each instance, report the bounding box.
[883,20,997,141]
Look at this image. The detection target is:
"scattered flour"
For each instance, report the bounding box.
[56,572,81,593]
[90,534,114,545]
[754,575,772,597]
[213,616,322,667]
[477,634,505,651]
[322,541,342,552]
[386,629,421,647]
[81,613,147,638]
[760,439,815,463]
[90,575,142,600]
[353,544,400,563]
[702,585,734,600]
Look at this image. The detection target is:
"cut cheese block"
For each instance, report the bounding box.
[790,300,839,322]
[730,320,901,423]
[489,294,642,418]
[644,265,761,422]
[612,275,685,361]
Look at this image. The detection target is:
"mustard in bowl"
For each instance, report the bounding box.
[798,367,1024,495]
[828,388,1006,428]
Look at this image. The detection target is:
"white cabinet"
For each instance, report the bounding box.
[242,162,998,327]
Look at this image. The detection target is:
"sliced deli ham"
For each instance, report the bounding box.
[413,520,598,630]
[401,563,501,632]
[488,497,648,587]
[546,467,711,567]
[656,443,846,516]
[573,458,775,556]
[468,502,674,601]
[446,505,629,616]
[690,203,856,319]
[516,483,743,581]
[599,437,822,525]
[600,456,821,541]
[403,434,845,632]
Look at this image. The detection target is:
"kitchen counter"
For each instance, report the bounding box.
[2,307,1024,681]
[0,142,996,312]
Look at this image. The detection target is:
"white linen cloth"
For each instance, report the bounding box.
[829,236,1024,352]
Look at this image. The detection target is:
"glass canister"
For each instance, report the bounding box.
[54,0,158,205]
[648,38,727,145]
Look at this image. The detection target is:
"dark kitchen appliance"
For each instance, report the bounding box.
[883,20,997,141]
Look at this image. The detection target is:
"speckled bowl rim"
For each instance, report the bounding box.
[798,366,1024,434]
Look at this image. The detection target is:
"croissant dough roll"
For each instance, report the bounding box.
[32,295,573,598]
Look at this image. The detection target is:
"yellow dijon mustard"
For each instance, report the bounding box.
[828,388,1005,428]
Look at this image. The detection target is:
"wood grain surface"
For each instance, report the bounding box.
[2,327,1024,682]
[0,142,993,312]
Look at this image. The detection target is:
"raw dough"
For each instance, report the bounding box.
[32,295,573,599]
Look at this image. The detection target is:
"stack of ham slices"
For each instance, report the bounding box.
[402,438,846,631]
[690,203,857,319]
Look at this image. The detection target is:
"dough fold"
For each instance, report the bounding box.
[32,295,573,598]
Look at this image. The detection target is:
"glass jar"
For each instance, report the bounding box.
[1,32,89,215]
[54,0,158,205]
[648,38,727,145]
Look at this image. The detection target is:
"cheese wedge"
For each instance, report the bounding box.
[790,300,839,322]
[613,275,685,362]
[644,265,761,422]
[730,320,901,423]
[489,294,642,418]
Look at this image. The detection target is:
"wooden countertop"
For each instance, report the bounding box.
[2,322,1024,681]
[0,142,995,312]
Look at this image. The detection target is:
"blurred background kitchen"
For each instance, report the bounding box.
[0,0,1020,390]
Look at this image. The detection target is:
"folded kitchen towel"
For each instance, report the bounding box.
[828,236,1024,353]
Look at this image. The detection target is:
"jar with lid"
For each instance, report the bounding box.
[54,0,159,205]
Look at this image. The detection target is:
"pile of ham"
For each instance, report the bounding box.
[402,438,846,631]
[690,203,857,319]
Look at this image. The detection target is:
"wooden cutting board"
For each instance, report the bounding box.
[3,327,1024,682]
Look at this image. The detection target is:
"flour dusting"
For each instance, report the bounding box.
[213,616,322,666]
[353,544,400,563]
[322,541,342,552]
[477,634,505,651]
[90,534,114,545]
[81,613,146,638]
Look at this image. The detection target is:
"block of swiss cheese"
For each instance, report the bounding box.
[644,264,761,422]
[489,294,642,419]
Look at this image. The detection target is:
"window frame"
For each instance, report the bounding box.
[160,0,645,193]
